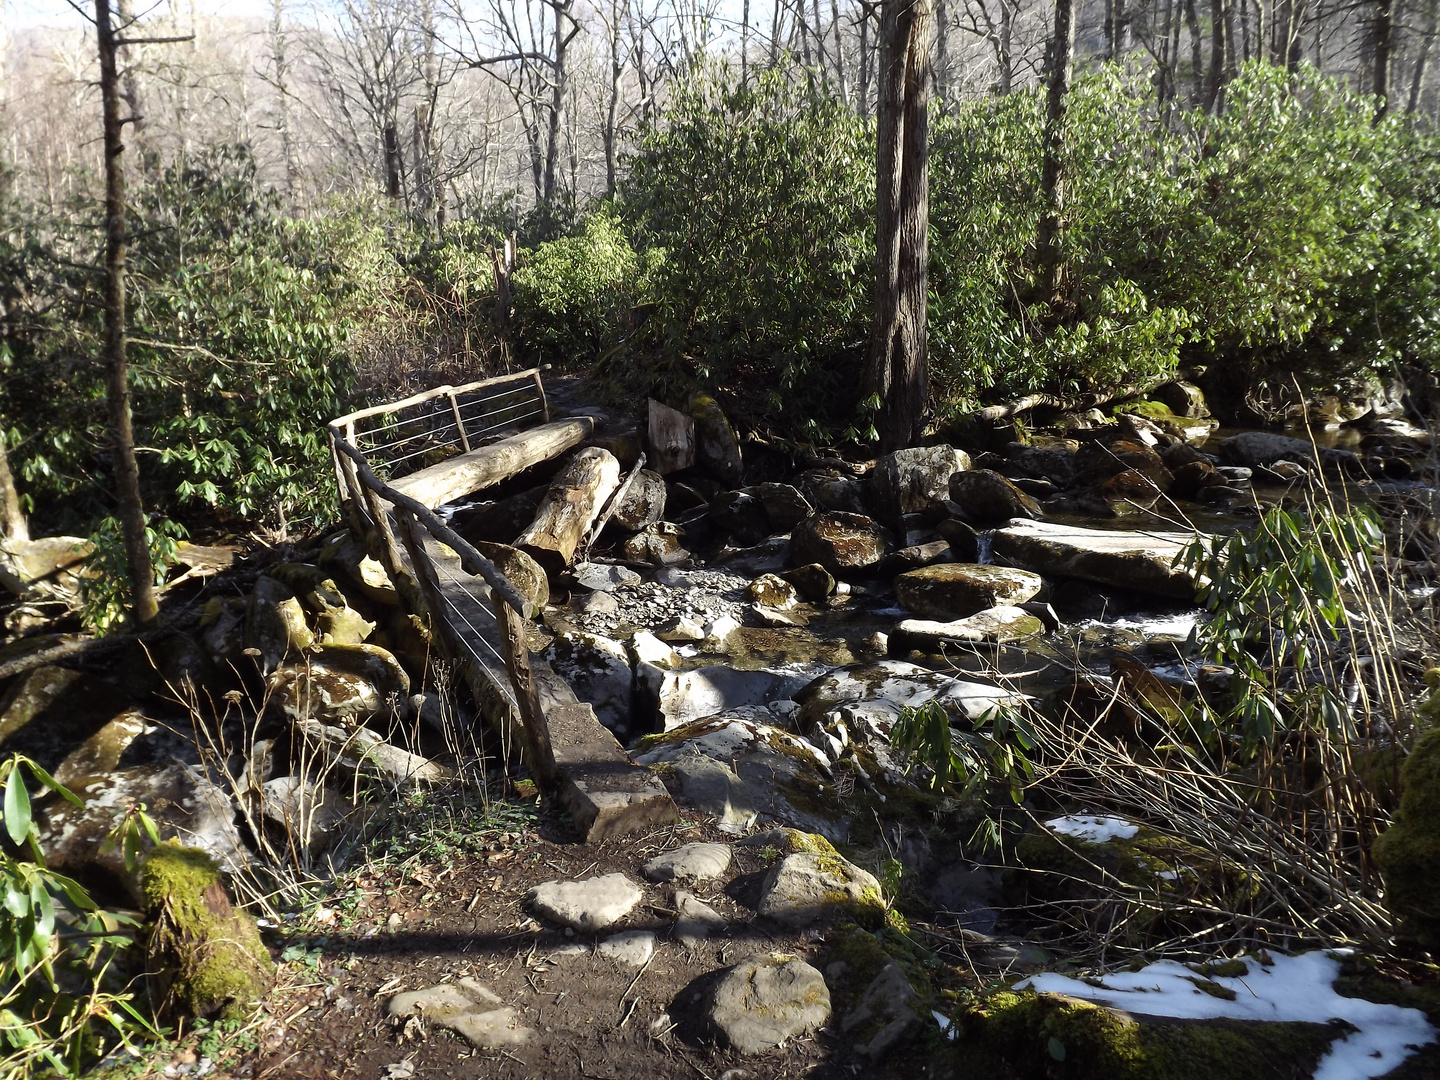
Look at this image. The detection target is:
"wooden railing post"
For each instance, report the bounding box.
[446,390,471,452]
[494,597,556,787]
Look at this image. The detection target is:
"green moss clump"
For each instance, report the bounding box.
[1117,400,1176,420]
[141,843,274,1020]
[1374,727,1440,950]
[949,989,1345,1079]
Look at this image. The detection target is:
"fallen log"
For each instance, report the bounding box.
[516,447,622,573]
[383,417,594,510]
[969,373,1172,424]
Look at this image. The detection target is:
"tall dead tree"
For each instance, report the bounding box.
[1036,0,1075,304]
[1374,0,1394,118]
[866,0,933,453]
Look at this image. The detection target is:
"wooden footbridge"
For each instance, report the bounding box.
[328,369,676,841]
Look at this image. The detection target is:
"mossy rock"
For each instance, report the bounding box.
[141,842,274,1020]
[1373,727,1440,950]
[946,989,1345,1079]
[1116,400,1177,420]
[1013,825,1259,945]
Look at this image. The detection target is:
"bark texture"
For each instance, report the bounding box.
[866,0,933,454]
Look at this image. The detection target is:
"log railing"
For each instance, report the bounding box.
[329,432,556,788]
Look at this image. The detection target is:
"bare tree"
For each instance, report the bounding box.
[1035,0,1074,303]
[867,0,933,452]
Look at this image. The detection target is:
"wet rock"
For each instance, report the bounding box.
[388,979,535,1048]
[710,490,771,545]
[473,541,550,611]
[867,445,970,526]
[318,533,400,606]
[991,519,1201,599]
[643,842,732,884]
[1169,459,1223,499]
[1078,468,1164,516]
[949,470,1043,526]
[317,605,375,645]
[690,394,745,485]
[548,627,633,733]
[781,563,835,602]
[611,469,668,532]
[877,540,955,576]
[624,522,690,566]
[935,517,981,562]
[718,535,791,576]
[1003,438,1078,487]
[259,777,349,854]
[747,574,798,610]
[268,643,410,726]
[703,615,742,649]
[246,576,314,671]
[895,606,1045,646]
[752,483,815,532]
[757,847,884,927]
[895,563,1044,621]
[800,468,867,515]
[655,666,789,731]
[1109,441,1174,490]
[791,512,890,575]
[599,930,657,966]
[1152,380,1210,418]
[795,660,1026,738]
[0,535,91,602]
[704,955,831,1054]
[842,960,921,1058]
[657,616,706,643]
[634,717,840,837]
[675,890,727,945]
[1220,431,1358,473]
[40,763,248,893]
[527,873,643,932]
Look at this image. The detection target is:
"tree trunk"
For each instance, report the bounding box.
[1203,0,1227,112]
[383,122,403,199]
[1407,4,1437,115]
[1185,0,1203,104]
[1036,0,1076,303]
[0,432,28,545]
[1374,0,1394,119]
[95,0,157,628]
[269,0,297,200]
[999,0,1015,93]
[865,0,932,454]
[543,0,572,206]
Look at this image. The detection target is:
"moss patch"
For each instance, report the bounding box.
[141,843,274,1020]
[1373,727,1440,950]
[947,988,1345,1079]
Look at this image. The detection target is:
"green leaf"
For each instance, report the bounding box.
[4,770,32,845]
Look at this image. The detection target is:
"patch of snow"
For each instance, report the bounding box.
[1045,814,1140,842]
[933,1009,956,1040]
[1018,952,1435,1080]
[1071,611,1203,638]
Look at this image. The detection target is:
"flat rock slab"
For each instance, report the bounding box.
[526,872,643,932]
[598,930,656,966]
[643,842,732,884]
[896,606,1045,645]
[991,518,1202,599]
[675,890,728,946]
[705,956,832,1054]
[757,851,883,927]
[387,979,534,1048]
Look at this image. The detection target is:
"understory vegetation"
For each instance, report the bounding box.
[3,62,1440,543]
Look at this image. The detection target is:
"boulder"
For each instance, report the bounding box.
[949,470,1043,526]
[1170,459,1224,500]
[781,563,835,601]
[747,573,798,610]
[791,512,891,575]
[610,469,668,532]
[654,666,790,731]
[623,522,689,566]
[842,960,922,1058]
[388,979,534,1048]
[795,660,1026,738]
[936,517,982,562]
[0,535,91,602]
[318,533,399,607]
[598,930,656,966]
[717,535,791,576]
[757,846,884,927]
[1152,380,1210,418]
[1219,431,1358,473]
[690,393,744,485]
[800,468,867,515]
[572,561,642,592]
[296,721,453,788]
[895,563,1044,621]
[259,777,350,855]
[709,490,771,545]
[752,483,815,533]
[877,540,954,576]
[268,643,410,726]
[1003,438,1079,487]
[473,541,550,611]
[1077,469,1164,516]
[675,890,728,945]
[1374,726,1440,950]
[895,606,1045,646]
[704,956,831,1054]
[526,873,643,932]
[40,763,249,894]
[643,842,732,884]
[991,519,1201,599]
[245,576,314,672]
[634,716,842,837]
[867,445,970,526]
[0,666,142,774]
